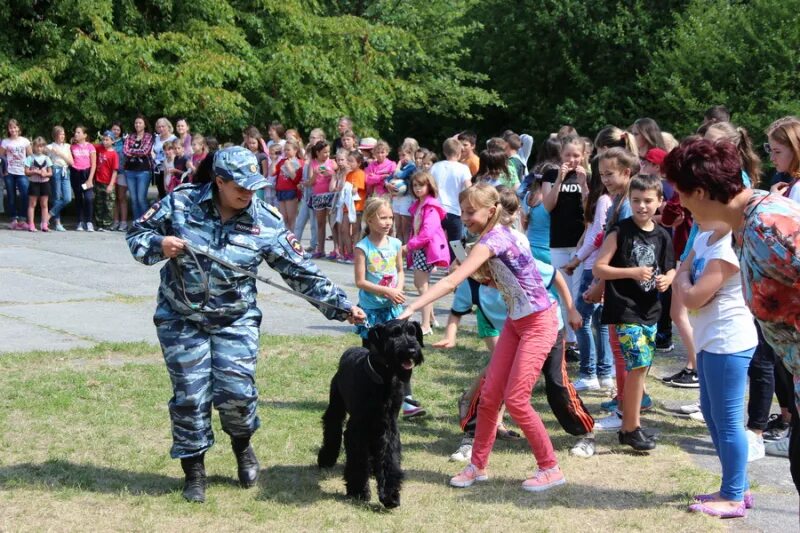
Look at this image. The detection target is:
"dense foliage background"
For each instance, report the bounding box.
[1,0,798,149]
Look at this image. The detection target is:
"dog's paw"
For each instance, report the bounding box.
[380,490,400,509]
[317,449,338,469]
[346,487,371,502]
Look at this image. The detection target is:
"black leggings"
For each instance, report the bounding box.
[747,322,795,431]
[69,168,94,224]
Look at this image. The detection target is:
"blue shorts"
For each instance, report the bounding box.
[277,190,298,202]
[615,323,657,370]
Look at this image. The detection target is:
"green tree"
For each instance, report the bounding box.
[640,0,800,139]
[0,0,494,143]
[464,0,688,141]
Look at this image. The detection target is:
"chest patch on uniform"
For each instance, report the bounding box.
[140,202,161,222]
[286,232,304,255]
[234,222,261,235]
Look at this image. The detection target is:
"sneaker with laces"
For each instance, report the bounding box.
[572,377,600,391]
[601,394,652,413]
[118,222,128,232]
[746,430,765,462]
[663,368,699,388]
[86,222,95,232]
[655,342,674,353]
[521,466,566,492]
[569,436,595,458]
[595,412,622,431]
[76,223,85,231]
[618,427,656,451]
[449,437,473,462]
[402,401,426,419]
[450,464,488,488]
[763,414,791,441]
[55,223,66,232]
[110,221,120,231]
[765,433,790,457]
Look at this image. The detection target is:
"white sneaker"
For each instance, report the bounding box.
[572,377,600,391]
[86,222,95,232]
[765,434,790,458]
[746,430,765,462]
[450,437,473,462]
[594,412,622,431]
[599,377,615,389]
[75,223,85,232]
[679,402,701,414]
[570,436,595,458]
[689,411,705,422]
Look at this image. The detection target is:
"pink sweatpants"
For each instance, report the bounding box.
[471,305,559,470]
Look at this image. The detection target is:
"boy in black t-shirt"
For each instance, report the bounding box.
[593,175,675,451]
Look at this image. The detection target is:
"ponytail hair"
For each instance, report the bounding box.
[766,116,800,179]
[459,183,503,239]
[594,126,639,157]
[597,147,640,228]
[706,121,761,185]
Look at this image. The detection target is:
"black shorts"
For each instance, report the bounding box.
[28,181,50,197]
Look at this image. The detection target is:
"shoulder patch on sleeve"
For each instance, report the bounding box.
[286,232,304,256]
[266,203,282,220]
[140,202,161,222]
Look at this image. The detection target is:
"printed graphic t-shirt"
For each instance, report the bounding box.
[478,225,552,320]
[355,236,402,310]
[2,137,31,175]
[601,218,675,325]
[542,168,585,248]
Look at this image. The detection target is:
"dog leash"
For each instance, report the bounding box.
[173,241,360,321]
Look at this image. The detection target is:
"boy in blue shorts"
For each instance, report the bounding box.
[594,175,675,451]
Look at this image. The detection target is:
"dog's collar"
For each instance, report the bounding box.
[364,353,384,385]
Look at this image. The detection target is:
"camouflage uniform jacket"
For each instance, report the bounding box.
[127,183,353,327]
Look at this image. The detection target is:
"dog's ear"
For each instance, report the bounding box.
[412,320,424,348]
[367,323,384,352]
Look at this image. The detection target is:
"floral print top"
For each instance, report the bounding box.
[737,190,800,376]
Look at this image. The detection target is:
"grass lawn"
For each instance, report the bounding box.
[0,331,727,532]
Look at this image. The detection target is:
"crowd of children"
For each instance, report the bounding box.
[3,108,800,520]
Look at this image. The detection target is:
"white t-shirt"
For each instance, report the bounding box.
[46,142,71,168]
[787,181,800,203]
[2,137,31,175]
[431,160,471,216]
[688,230,757,354]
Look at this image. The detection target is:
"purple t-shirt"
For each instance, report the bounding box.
[479,225,552,319]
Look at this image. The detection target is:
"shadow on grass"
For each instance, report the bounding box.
[0,459,189,496]
[259,400,329,412]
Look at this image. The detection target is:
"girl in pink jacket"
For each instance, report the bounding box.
[407,170,450,334]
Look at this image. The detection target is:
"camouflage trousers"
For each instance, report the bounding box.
[93,184,115,229]
[156,316,261,459]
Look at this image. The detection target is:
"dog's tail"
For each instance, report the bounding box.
[317,376,346,468]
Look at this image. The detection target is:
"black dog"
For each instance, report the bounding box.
[317,319,424,509]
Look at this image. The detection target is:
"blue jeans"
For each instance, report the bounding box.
[575,269,612,378]
[698,348,755,501]
[294,187,318,250]
[4,173,29,220]
[126,170,152,220]
[49,166,72,219]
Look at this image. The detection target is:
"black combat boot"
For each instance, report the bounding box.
[231,437,260,488]
[180,454,207,503]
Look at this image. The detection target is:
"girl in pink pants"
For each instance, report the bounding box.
[400,183,564,493]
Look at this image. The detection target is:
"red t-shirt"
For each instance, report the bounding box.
[94,145,119,185]
[275,157,303,192]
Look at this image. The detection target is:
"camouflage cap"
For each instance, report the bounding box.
[213,146,268,190]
